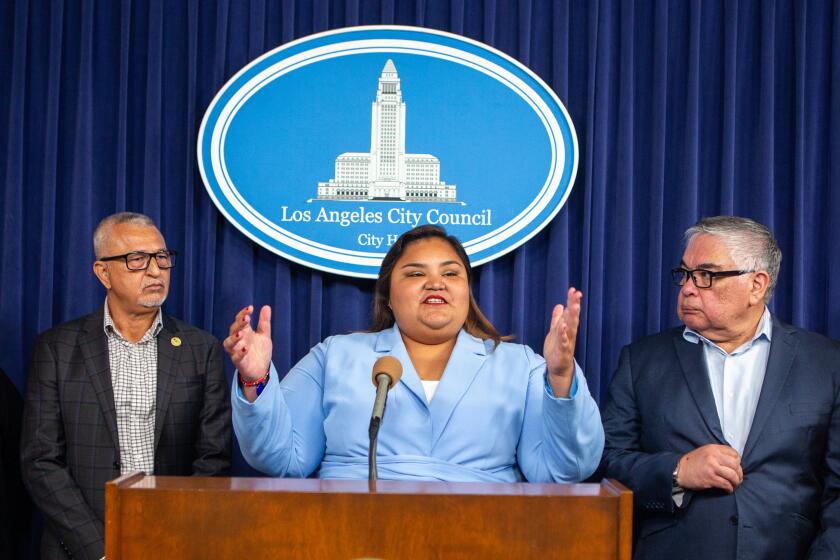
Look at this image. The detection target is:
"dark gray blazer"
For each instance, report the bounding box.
[20,309,231,560]
[601,315,840,560]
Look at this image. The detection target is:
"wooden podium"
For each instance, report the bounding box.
[105,474,631,559]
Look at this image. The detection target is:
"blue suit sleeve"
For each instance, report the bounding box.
[231,342,328,477]
[808,370,840,559]
[601,345,682,513]
[516,350,605,483]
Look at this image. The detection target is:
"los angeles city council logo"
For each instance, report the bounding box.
[198,26,578,278]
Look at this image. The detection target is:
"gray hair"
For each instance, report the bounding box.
[684,216,782,302]
[93,212,157,257]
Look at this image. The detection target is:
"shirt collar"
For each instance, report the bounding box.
[683,306,772,352]
[103,299,163,343]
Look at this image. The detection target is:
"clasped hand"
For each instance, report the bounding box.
[677,444,744,493]
[543,288,583,398]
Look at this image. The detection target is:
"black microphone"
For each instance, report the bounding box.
[368,356,403,482]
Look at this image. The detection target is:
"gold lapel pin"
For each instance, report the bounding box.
[171,337,182,347]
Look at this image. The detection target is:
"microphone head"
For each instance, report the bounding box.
[371,356,403,389]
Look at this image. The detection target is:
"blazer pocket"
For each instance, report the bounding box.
[171,375,205,400]
[789,402,831,415]
[773,402,832,432]
[638,516,677,539]
[175,374,205,383]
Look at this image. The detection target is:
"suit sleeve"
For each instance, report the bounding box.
[20,336,105,560]
[808,366,840,559]
[517,349,605,483]
[600,345,683,514]
[191,338,232,476]
[231,341,327,478]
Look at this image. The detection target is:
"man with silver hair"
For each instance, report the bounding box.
[602,216,840,559]
[21,212,231,560]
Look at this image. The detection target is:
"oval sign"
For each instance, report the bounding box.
[198,26,578,278]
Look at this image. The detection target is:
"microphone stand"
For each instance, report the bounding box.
[368,418,380,482]
[368,373,391,482]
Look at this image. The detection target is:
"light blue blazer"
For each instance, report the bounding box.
[232,325,604,483]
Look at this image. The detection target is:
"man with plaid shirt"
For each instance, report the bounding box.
[21,212,231,560]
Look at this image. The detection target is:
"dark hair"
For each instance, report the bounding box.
[370,225,508,346]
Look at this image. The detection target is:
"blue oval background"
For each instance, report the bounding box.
[198,26,578,278]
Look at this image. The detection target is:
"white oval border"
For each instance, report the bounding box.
[198,26,578,278]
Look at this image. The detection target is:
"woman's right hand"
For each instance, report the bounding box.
[224,305,273,381]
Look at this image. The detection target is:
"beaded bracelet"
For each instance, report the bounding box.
[239,371,270,388]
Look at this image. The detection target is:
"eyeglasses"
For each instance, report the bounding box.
[98,250,177,271]
[671,267,753,288]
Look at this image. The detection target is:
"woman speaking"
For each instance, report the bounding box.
[226,225,603,482]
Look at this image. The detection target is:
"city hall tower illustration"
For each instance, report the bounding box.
[317,60,457,202]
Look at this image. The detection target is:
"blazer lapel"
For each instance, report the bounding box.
[428,331,488,447]
[372,325,491,436]
[79,310,120,451]
[673,334,726,443]
[374,325,426,406]
[741,317,797,462]
[154,315,180,450]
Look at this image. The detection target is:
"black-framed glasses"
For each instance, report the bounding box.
[99,250,177,271]
[671,267,753,288]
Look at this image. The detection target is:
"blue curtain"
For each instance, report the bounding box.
[2,0,839,472]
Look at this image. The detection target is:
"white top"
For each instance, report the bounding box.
[421,379,440,403]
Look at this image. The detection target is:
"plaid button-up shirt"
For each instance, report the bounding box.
[103,302,162,475]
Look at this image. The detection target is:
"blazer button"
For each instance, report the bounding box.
[113,461,121,470]
[730,514,739,525]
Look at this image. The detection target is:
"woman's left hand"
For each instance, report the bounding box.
[543,288,583,397]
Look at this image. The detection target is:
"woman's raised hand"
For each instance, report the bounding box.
[543,288,583,396]
[223,305,273,381]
